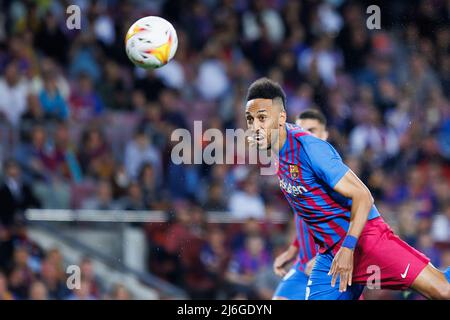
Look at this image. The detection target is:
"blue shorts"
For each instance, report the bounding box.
[273,262,309,300]
[306,252,364,300]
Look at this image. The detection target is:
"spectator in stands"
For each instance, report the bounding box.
[163,202,196,256]
[404,52,441,106]
[298,35,342,88]
[180,235,216,299]
[78,128,114,180]
[0,61,29,126]
[0,159,41,227]
[208,164,235,196]
[0,225,14,272]
[7,267,29,299]
[39,259,70,300]
[81,180,121,210]
[97,60,130,111]
[189,204,208,238]
[34,12,68,64]
[29,57,71,102]
[124,129,161,180]
[416,232,442,267]
[432,201,450,244]
[230,218,264,251]
[15,125,52,181]
[8,246,35,299]
[253,244,284,299]
[79,257,101,299]
[20,94,47,137]
[199,226,231,298]
[138,163,166,210]
[134,69,166,102]
[137,102,167,149]
[28,280,48,300]
[349,107,400,163]
[195,41,230,101]
[440,247,450,272]
[38,70,69,120]
[69,32,102,83]
[121,181,147,211]
[229,180,265,220]
[51,122,82,181]
[67,278,96,300]
[69,73,104,120]
[110,164,130,199]
[149,201,200,286]
[203,182,227,211]
[225,234,271,299]
[165,205,210,299]
[109,283,132,300]
[158,88,187,129]
[0,272,14,300]
[45,248,66,283]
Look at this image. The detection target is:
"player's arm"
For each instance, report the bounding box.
[273,238,299,277]
[334,170,373,239]
[302,138,373,292]
[329,170,374,291]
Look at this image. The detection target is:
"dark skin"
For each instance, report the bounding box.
[246,98,450,298]
[245,98,286,151]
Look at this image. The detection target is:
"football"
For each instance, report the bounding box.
[125,16,178,69]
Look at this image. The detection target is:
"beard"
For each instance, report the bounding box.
[257,143,271,151]
[257,128,278,152]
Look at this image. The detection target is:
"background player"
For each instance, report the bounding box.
[295,110,329,141]
[245,78,450,300]
[272,109,328,300]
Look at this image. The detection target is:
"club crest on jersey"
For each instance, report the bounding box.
[289,165,299,179]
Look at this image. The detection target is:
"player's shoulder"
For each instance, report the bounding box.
[287,123,340,161]
[286,123,323,145]
[286,123,309,140]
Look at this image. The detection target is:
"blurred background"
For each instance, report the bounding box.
[0,0,449,300]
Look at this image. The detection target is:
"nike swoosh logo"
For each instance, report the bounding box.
[401,263,411,279]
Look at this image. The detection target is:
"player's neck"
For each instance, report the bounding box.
[274,124,287,154]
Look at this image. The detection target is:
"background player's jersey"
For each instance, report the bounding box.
[277,123,380,254]
[292,214,318,271]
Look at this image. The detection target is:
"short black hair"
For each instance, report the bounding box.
[298,109,327,126]
[246,78,286,110]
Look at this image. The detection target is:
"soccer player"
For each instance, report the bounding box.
[272,109,328,300]
[245,78,450,300]
[295,109,329,141]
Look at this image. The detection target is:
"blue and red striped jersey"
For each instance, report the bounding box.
[277,123,380,254]
[292,214,318,270]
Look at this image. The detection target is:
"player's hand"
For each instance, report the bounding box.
[328,247,354,292]
[273,248,296,277]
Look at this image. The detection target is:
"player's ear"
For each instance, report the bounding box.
[279,110,287,126]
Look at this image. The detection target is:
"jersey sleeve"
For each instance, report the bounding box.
[302,137,350,188]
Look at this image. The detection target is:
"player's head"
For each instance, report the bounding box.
[296,109,328,141]
[245,77,287,150]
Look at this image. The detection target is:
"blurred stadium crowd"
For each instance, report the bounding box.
[0,0,449,300]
